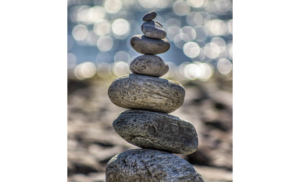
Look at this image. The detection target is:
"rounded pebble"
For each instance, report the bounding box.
[108,74,185,113]
[106,149,205,182]
[143,11,157,21]
[130,55,169,77]
[130,35,170,55]
[113,110,198,155]
[142,21,167,39]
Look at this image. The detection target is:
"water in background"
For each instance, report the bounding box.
[68,1,233,181]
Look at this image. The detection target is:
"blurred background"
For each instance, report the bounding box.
[68,0,232,181]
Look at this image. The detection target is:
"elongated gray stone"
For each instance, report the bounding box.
[130,55,169,77]
[108,74,185,113]
[113,110,198,155]
[130,35,170,55]
[143,11,157,21]
[142,21,167,39]
[106,149,205,182]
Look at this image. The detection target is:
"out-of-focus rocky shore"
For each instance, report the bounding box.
[68,74,232,182]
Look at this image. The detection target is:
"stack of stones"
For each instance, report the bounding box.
[106,11,204,182]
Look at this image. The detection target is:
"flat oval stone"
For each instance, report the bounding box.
[108,74,185,113]
[106,149,205,182]
[130,35,170,55]
[130,55,169,77]
[113,110,198,155]
[141,21,167,39]
[143,11,157,21]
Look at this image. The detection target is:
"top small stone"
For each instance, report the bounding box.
[143,11,157,21]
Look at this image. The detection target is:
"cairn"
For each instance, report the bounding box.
[106,11,205,182]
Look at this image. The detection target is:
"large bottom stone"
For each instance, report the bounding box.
[106,149,205,182]
[113,110,198,155]
[108,74,185,113]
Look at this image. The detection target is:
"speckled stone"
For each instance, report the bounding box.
[113,110,198,155]
[143,11,157,21]
[108,74,185,113]
[130,35,170,55]
[142,21,167,39]
[130,55,169,77]
[106,149,205,182]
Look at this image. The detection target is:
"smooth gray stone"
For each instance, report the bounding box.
[130,55,169,77]
[142,21,167,39]
[154,20,163,27]
[130,35,170,55]
[113,110,198,155]
[143,11,157,21]
[106,149,205,182]
[108,74,185,113]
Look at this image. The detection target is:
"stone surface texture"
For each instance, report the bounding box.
[108,74,185,113]
[142,21,167,39]
[130,35,170,55]
[143,11,157,21]
[130,55,169,77]
[113,110,198,155]
[106,149,205,182]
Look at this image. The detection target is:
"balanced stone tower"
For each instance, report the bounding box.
[106,11,205,182]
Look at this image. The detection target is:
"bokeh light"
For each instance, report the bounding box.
[186,12,204,27]
[197,62,214,81]
[174,33,190,49]
[214,0,232,14]
[85,31,99,46]
[181,62,213,81]
[184,63,202,80]
[74,62,96,80]
[205,19,227,36]
[173,0,190,16]
[204,42,220,59]
[164,18,181,30]
[217,58,232,75]
[183,42,200,58]
[97,36,114,52]
[94,19,111,36]
[167,26,181,41]
[68,53,77,69]
[187,0,204,8]
[68,35,74,51]
[138,0,156,9]
[112,19,130,39]
[72,24,88,41]
[113,61,130,77]
[97,63,111,78]
[182,26,196,41]
[114,51,130,63]
[194,26,208,42]
[89,6,106,22]
[211,37,226,52]
[104,0,122,14]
